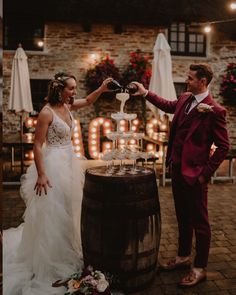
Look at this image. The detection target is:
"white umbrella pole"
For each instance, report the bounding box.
[20,115,24,175]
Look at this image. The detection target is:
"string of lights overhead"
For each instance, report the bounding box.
[202,1,236,33]
[203,17,236,33]
[230,2,236,9]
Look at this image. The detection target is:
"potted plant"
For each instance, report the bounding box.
[219,63,236,105]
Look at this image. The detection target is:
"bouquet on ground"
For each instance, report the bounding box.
[53,266,111,295]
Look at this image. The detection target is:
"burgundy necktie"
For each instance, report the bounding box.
[185,95,196,114]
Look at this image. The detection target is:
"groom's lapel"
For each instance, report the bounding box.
[185,94,214,141]
[178,94,213,129]
[167,94,191,147]
[171,94,191,131]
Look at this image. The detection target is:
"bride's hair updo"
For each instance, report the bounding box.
[45,72,76,105]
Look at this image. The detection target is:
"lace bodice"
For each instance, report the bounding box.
[43,105,75,147]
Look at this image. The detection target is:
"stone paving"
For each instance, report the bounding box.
[150,182,236,295]
[2,179,236,295]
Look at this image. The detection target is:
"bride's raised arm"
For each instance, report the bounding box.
[70,77,113,110]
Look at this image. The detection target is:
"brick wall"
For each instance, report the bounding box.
[3,22,236,153]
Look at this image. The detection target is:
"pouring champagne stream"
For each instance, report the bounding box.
[102,80,154,174]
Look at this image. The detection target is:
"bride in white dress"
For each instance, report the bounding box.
[3,73,112,295]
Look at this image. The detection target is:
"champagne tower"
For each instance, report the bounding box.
[102,81,153,175]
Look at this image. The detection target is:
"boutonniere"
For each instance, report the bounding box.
[197,103,214,113]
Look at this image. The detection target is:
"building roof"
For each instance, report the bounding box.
[4,0,236,35]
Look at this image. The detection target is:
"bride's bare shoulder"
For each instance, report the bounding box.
[37,105,53,124]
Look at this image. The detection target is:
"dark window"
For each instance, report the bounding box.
[4,18,44,51]
[174,82,187,98]
[30,79,50,112]
[168,23,206,57]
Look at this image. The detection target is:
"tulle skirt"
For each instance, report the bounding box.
[3,145,88,295]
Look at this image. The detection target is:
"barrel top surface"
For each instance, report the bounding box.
[86,165,155,180]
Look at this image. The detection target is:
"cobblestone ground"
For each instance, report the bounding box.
[3,180,236,295]
[135,182,236,295]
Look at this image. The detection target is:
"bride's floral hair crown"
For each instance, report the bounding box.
[45,72,76,105]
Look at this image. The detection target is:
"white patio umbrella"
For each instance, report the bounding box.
[147,33,177,120]
[8,45,33,113]
[8,44,33,174]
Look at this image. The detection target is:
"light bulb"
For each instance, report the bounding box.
[204,25,211,33]
[37,40,44,47]
[230,2,236,10]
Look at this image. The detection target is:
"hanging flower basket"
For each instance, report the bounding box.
[219,63,236,104]
[121,49,152,89]
[85,56,121,93]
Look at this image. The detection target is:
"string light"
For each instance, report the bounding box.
[204,25,212,33]
[202,18,236,33]
[230,2,236,10]
[37,40,44,48]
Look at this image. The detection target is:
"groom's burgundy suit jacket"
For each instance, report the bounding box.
[146,91,230,185]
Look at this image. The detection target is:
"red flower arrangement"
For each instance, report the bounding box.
[85,56,121,92]
[121,49,152,89]
[219,63,236,103]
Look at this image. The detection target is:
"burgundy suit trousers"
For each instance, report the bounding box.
[171,164,211,268]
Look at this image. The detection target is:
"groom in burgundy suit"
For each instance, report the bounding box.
[133,64,229,287]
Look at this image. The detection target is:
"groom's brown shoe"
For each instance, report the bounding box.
[159,258,191,271]
[178,269,207,287]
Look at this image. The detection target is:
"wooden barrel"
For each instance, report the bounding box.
[81,166,161,293]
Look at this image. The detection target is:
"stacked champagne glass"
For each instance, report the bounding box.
[101,80,154,175]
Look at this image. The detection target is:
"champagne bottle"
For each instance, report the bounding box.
[107,79,123,91]
[125,83,138,94]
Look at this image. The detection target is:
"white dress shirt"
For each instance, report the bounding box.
[188,89,209,113]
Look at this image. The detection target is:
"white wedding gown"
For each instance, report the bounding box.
[3,105,86,295]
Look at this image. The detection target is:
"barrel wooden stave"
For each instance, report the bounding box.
[81,167,161,292]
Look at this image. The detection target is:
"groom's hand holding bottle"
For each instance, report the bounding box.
[128,82,148,97]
